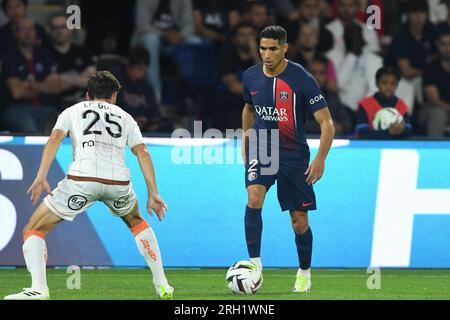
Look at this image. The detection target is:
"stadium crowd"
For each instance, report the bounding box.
[0,0,449,138]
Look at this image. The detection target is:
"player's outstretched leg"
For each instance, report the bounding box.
[122,203,173,300]
[4,203,62,300]
[290,211,312,293]
[245,185,267,272]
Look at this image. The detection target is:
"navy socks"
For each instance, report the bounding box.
[295,227,313,270]
[244,206,263,258]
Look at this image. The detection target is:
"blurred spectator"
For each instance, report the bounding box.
[385,0,438,112]
[270,0,300,22]
[325,0,380,69]
[117,47,170,133]
[80,0,135,56]
[48,12,96,110]
[335,22,382,112]
[133,0,200,102]
[420,30,450,137]
[356,66,412,139]
[381,0,416,51]
[218,22,259,130]
[437,0,450,33]
[1,18,59,133]
[305,57,352,135]
[289,23,337,91]
[243,0,272,31]
[192,0,240,44]
[0,0,51,57]
[286,0,334,52]
[318,0,334,22]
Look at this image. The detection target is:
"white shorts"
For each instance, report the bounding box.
[44,177,137,221]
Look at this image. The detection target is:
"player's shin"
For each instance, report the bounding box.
[131,220,168,286]
[244,206,263,270]
[295,227,313,272]
[23,231,49,292]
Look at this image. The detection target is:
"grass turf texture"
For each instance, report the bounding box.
[0,268,449,300]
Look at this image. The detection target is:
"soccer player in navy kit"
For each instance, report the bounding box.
[241,26,335,292]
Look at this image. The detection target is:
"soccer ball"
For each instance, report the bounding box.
[372,108,403,131]
[226,260,263,294]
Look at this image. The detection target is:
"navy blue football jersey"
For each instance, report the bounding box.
[243,60,327,156]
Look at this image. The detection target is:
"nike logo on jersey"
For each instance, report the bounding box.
[302,201,314,207]
[251,91,259,95]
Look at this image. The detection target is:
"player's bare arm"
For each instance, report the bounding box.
[242,103,255,163]
[27,129,66,206]
[305,107,335,185]
[132,143,168,221]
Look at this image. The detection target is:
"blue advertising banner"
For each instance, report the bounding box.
[0,137,449,268]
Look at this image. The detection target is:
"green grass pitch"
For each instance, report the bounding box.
[0,268,449,300]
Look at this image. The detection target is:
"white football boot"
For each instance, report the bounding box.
[293,269,311,293]
[4,287,50,300]
[156,283,174,300]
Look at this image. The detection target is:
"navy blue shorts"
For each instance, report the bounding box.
[245,154,316,212]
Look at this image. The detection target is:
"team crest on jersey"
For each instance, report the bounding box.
[68,195,88,210]
[114,195,129,209]
[279,91,289,101]
[248,172,258,182]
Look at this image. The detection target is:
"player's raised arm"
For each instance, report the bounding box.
[27,129,66,205]
[305,107,335,185]
[131,143,168,221]
[242,103,255,163]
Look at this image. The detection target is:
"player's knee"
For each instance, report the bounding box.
[22,222,46,239]
[291,216,309,235]
[247,190,265,208]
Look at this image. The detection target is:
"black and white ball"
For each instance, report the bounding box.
[226,260,263,294]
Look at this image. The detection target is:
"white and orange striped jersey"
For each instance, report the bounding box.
[53,101,144,181]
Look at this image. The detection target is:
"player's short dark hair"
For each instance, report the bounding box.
[259,25,287,44]
[375,66,401,83]
[2,0,27,12]
[128,47,150,66]
[406,0,429,13]
[87,71,121,99]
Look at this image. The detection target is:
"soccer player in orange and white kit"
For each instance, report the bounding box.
[4,71,174,300]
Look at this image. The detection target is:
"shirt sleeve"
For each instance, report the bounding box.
[41,49,57,78]
[242,71,252,104]
[302,72,327,114]
[126,115,145,149]
[423,63,437,87]
[53,109,71,135]
[2,52,19,79]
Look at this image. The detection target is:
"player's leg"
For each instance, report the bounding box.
[120,201,173,299]
[4,202,62,300]
[276,160,315,293]
[290,210,313,293]
[245,184,267,271]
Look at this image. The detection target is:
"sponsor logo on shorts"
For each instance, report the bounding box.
[67,195,88,210]
[113,195,129,209]
[280,91,289,101]
[248,172,258,182]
